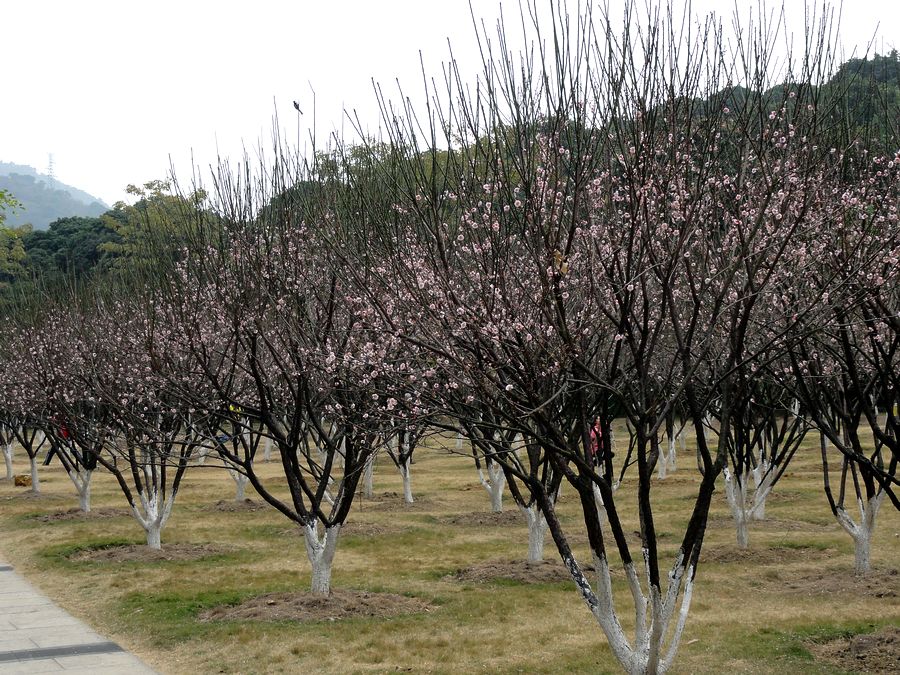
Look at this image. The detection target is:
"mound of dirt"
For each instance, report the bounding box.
[2,492,65,502]
[448,559,580,584]
[708,515,832,533]
[361,492,438,512]
[777,567,899,598]
[702,544,835,565]
[199,589,434,623]
[207,499,269,513]
[277,522,398,538]
[436,511,523,527]
[70,543,232,563]
[32,507,130,523]
[809,626,900,674]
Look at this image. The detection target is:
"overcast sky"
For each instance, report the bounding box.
[2,0,896,206]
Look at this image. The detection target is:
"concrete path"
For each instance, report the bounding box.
[0,557,156,674]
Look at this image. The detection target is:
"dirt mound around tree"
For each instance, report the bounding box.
[361,492,439,512]
[32,507,130,522]
[436,511,523,527]
[702,543,836,564]
[808,626,900,674]
[207,499,270,513]
[70,543,233,563]
[775,567,899,598]
[708,515,833,532]
[447,559,584,584]
[277,521,399,538]
[200,589,434,623]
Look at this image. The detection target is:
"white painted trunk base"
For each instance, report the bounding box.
[305,522,341,595]
[657,436,677,479]
[29,456,40,494]
[400,458,414,504]
[560,546,695,675]
[835,493,885,575]
[67,469,93,513]
[227,467,250,501]
[3,442,12,480]
[520,505,548,562]
[723,463,773,548]
[130,487,176,551]
[363,454,375,499]
[477,462,506,513]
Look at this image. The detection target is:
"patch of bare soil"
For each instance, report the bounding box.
[764,490,803,503]
[708,515,832,532]
[32,507,130,523]
[447,559,582,584]
[808,626,900,674]
[70,543,232,563]
[206,499,269,513]
[277,522,399,538]
[436,511,523,527]
[2,492,66,502]
[775,567,899,598]
[702,543,836,565]
[199,589,434,623]
[361,492,438,512]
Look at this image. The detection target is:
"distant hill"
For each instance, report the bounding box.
[0,162,109,230]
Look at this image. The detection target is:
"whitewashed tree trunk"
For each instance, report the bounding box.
[3,441,12,480]
[834,492,885,575]
[305,522,341,595]
[130,486,175,550]
[196,444,210,465]
[520,504,548,562]
[723,461,773,547]
[228,469,249,501]
[723,468,750,548]
[29,456,40,494]
[657,435,676,479]
[262,436,273,462]
[561,543,695,674]
[399,457,414,504]
[477,461,506,512]
[67,469,93,513]
[363,454,375,498]
[749,461,772,521]
[455,432,464,452]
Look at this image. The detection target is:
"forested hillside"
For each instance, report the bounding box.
[0,162,108,230]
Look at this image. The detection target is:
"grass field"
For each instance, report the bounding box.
[1,426,897,674]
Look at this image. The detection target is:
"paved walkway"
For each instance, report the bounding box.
[0,557,156,674]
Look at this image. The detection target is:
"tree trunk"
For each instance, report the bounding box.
[145,523,162,550]
[489,474,505,513]
[478,461,505,512]
[305,522,341,595]
[521,505,547,562]
[723,468,750,549]
[234,474,248,501]
[29,456,40,494]
[400,458,413,504]
[68,469,93,513]
[79,482,92,513]
[854,531,871,575]
[3,442,12,480]
[835,493,885,576]
[363,454,375,498]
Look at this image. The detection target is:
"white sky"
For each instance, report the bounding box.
[1,0,896,206]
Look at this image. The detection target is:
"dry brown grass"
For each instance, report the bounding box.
[0,425,898,674]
